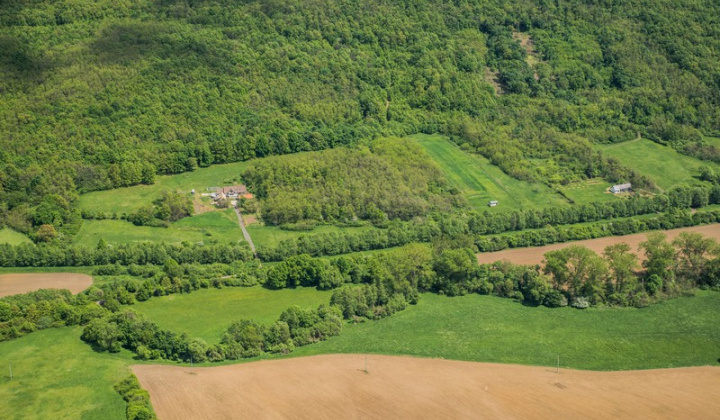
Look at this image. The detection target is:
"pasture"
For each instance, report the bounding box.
[73,209,243,247]
[132,286,333,343]
[0,273,93,298]
[247,223,378,248]
[293,290,720,370]
[134,355,720,420]
[0,327,128,420]
[597,139,713,191]
[559,178,617,203]
[411,134,569,211]
[77,161,249,215]
[0,228,31,245]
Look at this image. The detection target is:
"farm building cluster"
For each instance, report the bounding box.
[197,185,253,207]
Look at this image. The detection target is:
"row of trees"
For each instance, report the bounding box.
[0,241,253,268]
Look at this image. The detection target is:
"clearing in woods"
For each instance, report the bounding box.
[0,228,31,246]
[0,273,93,298]
[477,223,720,266]
[597,139,716,191]
[133,354,720,420]
[411,134,568,211]
[132,286,333,343]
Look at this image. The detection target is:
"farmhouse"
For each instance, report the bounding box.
[210,185,253,202]
[610,183,632,194]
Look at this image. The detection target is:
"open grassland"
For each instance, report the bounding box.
[411,134,569,211]
[77,161,249,215]
[478,223,720,266]
[559,178,617,203]
[0,327,128,420]
[597,139,715,191]
[0,273,93,298]
[247,223,378,248]
[133,286,333,343]
[73,209,243,247]
[294,291,720,370]
[134,355,720,420]
[0,228,31,246]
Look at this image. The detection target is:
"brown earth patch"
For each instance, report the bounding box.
[192,196,215,215]
[133,354,720,420]
[484,67,504,95]
[242,214,258,226]
[478,224,720,266]
[0,273,93,297]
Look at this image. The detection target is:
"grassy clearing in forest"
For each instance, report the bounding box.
[293,291,720,371]
[247,223,379,248]
[0,327,129,420]
[559,178,617,204]
[597,139,714,191]
[73,209,243,247]
[0,228,31,245]
[132,286,333,343]
[77,161,249,215]
[411,134,568,211]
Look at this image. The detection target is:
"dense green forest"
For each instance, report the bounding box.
[243,137,462,226]
[2,0,720,238]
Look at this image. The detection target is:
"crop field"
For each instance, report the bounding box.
[77,161,249,215]
[0,327,129,420]
[597,139,716,191]
[73,209,243,247]
[0,273,93,298]
[0,228,31,246]
[134,355,720,420]
[293,291,720,370]
[411,134,569,211]
[132,286,333,343]
[477,223,720,266]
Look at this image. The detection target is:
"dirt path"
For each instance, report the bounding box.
[134,354,720,420]
[234,207,257,257]
[477,224,720,266]
[0,273,93,298]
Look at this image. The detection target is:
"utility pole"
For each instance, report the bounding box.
[556,354,559,374]
[364,356,369,374]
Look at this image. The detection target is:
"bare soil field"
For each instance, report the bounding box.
[134,354,720,420]
[0,273,93,297]
[478,224,720,266]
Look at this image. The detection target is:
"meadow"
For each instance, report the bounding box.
[411,134,570,211]
[247,223,379,248]
[73,209,243,247]
[597,139,716,191]
[293,291,720,371]
[0,327,129,420]
[559,178,617,204]
[77,161,249,215]
[132,286,333,343]
[0,228,31,246]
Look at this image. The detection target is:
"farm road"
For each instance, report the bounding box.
[234,207,257,257]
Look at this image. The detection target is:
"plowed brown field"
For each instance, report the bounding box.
[133,354,720,420]
[0,273,93,297]
[477,224,720,266]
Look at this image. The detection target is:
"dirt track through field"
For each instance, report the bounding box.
[477,224,720,266]
[0,273,92,297]
[133,354,720,420]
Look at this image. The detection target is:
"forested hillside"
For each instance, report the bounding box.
[1,0,719,237]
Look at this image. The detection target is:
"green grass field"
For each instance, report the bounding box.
[294,291,720,370]
[246,223,378,248]
[0,228,31,245]
[77,161,250,215]
[597,139,716,191]
[0,327,129,420]
[411,134,570,211]
[560,178,618,203]
[132,286,333,343]
[73,209,243,247]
